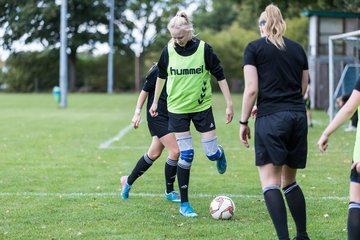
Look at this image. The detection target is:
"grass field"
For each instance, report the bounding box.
[0,93,356,239]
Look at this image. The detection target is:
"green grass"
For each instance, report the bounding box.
[0,93,356,239]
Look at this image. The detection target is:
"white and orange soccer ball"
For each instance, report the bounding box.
[209,195,235,220]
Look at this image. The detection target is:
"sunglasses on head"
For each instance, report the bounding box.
[259,20,266,27]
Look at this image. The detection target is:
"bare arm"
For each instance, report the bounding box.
[218,79,234,124]
[317,90,360,152]
[132,90,148,129]
[149,77,165,117]
[239,65,259,148]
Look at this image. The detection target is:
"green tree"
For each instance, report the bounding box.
[4,50,59,92]
[0,1,117,92]
[3,48,135,92]
[192,0,360,33]
[192,0,239,31]
[198,23,258,92]
[285,16,309,50]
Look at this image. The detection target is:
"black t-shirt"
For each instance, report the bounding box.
[355,78,360,92]
[341,77,360,102]
[142,65,168,121]
[244,37,309,117]
[157,38,225,81]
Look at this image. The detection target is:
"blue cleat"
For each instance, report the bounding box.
[121,176,131,200]
[216,145,227,174]
[179,202,198,218]
[164,191,181,203]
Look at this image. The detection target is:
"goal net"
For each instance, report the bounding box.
[328,30,360,121]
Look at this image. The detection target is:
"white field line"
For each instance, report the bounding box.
[98,124,133,149]
[0,192,348,201]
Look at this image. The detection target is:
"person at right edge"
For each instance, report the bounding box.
[318,77,360,240]
[239,4,309,240]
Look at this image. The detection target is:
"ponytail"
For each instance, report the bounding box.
[263,4,286,49]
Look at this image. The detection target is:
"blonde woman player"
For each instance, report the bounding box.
[240,4,309,240]
[150,11,234,218]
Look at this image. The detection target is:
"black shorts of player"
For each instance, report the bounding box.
[255,111,308,168]
[350,161,360,183]
[147,114,171,138]
[168,107,216,133]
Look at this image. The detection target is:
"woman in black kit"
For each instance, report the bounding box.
[239,4,310,240]
[121,64,180,204]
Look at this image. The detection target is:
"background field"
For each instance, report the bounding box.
[0,93,356,239]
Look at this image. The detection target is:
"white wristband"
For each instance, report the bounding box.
[135,108,141,114]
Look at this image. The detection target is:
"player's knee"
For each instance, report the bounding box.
[177,135,194,162]
[180,149,194,163]
[146,151,161,161]
[282,178,296,189]
[170,148,180,160]
[169,153,179,161]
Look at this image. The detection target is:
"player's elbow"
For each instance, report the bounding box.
[244,88,258,100]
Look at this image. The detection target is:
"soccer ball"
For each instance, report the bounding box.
[209,195,235,220]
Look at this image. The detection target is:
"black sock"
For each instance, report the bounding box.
[127,154,153,185]
[283,182,308,239]
[348,203,360,240]
[263,186,289,240]
[165,159,177,193]
[177,163,190,203]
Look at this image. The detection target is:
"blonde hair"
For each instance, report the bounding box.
[260,4,286,49]
[167,11,194,46]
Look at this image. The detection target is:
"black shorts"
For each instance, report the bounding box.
[147,114,170,138]
[350,162,360,183]
[255,111,308,168]
[168,107,216,133]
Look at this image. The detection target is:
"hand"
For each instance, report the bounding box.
[132,112,141,129]
[336,97,344,108]
[303,92,308,100]
[225,105,234,124]
[317,134,329,153]
[250,106,257,119]
[149,103,158,117]
[239,124,251,148]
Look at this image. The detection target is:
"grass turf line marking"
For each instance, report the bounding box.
[0,192,348,200]
[98,124,133,149]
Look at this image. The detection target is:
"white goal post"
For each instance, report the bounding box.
[328,30,360,121]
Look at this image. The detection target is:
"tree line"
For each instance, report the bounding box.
[0,0,358,93]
